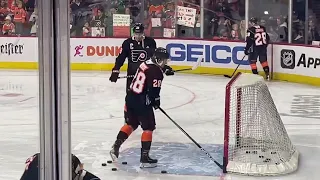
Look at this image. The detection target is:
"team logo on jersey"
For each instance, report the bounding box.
[131,50,147,62]
[281,49,295,69]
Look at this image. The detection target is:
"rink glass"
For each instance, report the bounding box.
[0,0,318,179]
[0,1,39,179]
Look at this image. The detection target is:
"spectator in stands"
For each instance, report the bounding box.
[275,16,288,42]
[104,7,117,37]
[177,0,200,38]
[230,23,240,40]
[292,26,304,44]
[308,19,320,43]
[239,20,246,40]
[0,0,10,34]
[91,8,106,27]
[2,15,15,35]
[70,0,85,12]
[214,0,232,19]
[29,7,37,36]
[82,21,91,36]
[12,0,26,35]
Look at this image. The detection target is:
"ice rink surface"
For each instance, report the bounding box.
[0,70,320,180]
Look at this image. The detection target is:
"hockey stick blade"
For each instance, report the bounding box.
[158,107,223,170]
[223,54,246,78]
[174,57,203,72]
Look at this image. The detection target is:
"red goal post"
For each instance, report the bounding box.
[223,72,299,176]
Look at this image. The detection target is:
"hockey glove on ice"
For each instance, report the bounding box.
[109,68,120,82]
[152,97,160,110]
[163,65,174,76]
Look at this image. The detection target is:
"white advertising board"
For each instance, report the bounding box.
[71,38,124,63]
[0,37,37,62]
[0,37,270,72]
[273,44,320,77]
[71,38,267,71]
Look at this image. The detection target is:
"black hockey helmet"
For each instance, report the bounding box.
[152,47,170,67]
[72,154,82,180]
[249,17,258,24]
[133,23,144,41]
[133,23,144,33]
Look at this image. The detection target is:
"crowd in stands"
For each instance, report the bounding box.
[0,0,319,44]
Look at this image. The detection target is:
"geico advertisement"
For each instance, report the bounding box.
[165,42,249,65]
[70,38,250,67]
[275,44,320,77]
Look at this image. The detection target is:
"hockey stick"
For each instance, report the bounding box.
[158,107,223,169]
[223,54,246,78]
[117,57,203,79]
[118,75,134,79]
[173,57,203,72]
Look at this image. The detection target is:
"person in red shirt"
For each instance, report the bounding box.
[2,15,15,35]
[0,0,10,29]
[11,0,26,35]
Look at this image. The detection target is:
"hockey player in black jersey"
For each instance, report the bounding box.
[20,153,100,180]
[109,23,174,90]
[245,17,271,80]
[110,47,169,168]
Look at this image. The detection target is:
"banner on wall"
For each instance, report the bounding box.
[0,37,37,62]
[176,6,196,28]
[274,44,320,77]
[113,14,131,37]
[70,38,259,71]
[71,38,124,62]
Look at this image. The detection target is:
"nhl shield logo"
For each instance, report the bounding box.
[281,49,295,69]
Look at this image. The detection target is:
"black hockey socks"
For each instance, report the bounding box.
[141,130,153,150]
[261,61,270,79]
[115,124,134,147]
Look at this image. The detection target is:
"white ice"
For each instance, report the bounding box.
[0,70,320,180]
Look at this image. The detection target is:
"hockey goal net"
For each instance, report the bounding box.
[223,72,299,176]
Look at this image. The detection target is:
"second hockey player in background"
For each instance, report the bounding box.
[245,17,271,80]
[109,23,174,91]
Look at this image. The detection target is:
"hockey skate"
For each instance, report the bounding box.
[266,74,270,81]
[140,149,158,168]
[109,140,122,162]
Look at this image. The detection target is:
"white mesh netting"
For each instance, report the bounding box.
[224,73,299,176]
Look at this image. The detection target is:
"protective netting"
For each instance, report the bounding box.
[224,73,299,176]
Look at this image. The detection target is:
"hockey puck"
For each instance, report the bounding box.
[107,160,113,164]
[112,168,117,171]
[101,163,107,166]
[122,161,127,165]
[252,151,257,154]
[161,170,167,174]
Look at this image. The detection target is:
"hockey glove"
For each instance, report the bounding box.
[163,65,174,76]
[244,48,250,55]
[152,97,160,110]
[109,68,120,83]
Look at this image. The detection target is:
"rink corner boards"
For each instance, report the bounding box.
[0,62,319,87]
